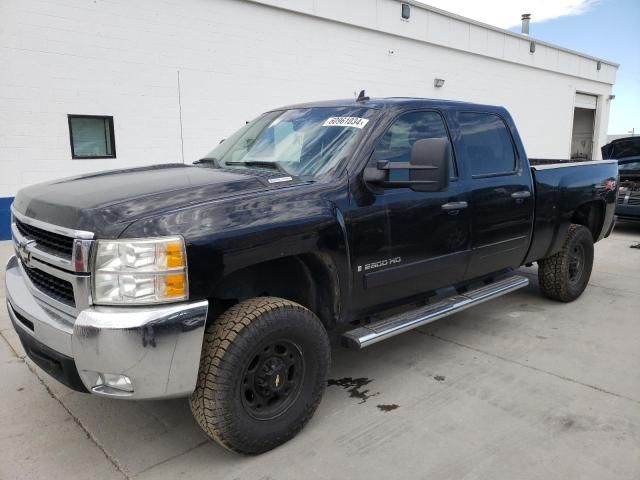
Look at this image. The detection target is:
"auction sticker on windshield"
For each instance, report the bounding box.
[323,117,369,129]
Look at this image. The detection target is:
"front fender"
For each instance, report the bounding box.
[121,182,351,304]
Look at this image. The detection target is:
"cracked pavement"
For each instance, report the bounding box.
[1,223,639,480]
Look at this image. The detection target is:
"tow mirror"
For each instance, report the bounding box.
[363,165,387,183]
[363,138,450,192]
[408,138,450,192]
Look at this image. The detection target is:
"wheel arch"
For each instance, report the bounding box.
[210,253,341,328]
[570,199,606,242]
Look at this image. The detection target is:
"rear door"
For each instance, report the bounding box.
[456,112,534,279]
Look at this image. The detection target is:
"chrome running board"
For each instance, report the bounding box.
[342,275,529,349]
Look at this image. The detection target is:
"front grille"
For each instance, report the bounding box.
[15,218,74,258]
[617,195,625,204]
[628,192,640,206]
[23,265,76,307]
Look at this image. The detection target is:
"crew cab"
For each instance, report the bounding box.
[5,97,618,454]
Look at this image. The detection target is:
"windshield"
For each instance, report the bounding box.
[619,160,640,172]
[200,107,375,177]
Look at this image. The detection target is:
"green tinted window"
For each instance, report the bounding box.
[68,115,115,158]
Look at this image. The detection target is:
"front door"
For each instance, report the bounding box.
[347,110,471,312]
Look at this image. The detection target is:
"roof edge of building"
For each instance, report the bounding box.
[243,0,619,74]
[403,0,619,68]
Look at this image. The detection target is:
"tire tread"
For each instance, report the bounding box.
[538,224,593,302]
[189,297,329,454]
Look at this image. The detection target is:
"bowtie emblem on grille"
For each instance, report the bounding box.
[18,239,36,266]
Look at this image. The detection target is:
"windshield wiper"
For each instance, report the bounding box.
[224,161,289,174]
[193,157,221,167]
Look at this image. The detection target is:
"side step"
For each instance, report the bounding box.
[342,275,529,349]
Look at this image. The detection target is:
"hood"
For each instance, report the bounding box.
[12,164,305,237]
[602,137,640,160]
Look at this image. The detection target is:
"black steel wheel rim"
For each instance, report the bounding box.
[568,243,585,285]
[240,339,305,420]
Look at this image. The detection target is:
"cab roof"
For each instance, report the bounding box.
[271,96,508,115]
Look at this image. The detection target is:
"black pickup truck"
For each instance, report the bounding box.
[6,97,617,454]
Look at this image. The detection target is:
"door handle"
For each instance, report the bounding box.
[511,191,531,199]
[441,201,469,211]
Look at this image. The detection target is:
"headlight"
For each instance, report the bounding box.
[93,237,188,305]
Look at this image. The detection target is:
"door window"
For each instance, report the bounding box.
[372,111,456,181]
[458,113,516,176]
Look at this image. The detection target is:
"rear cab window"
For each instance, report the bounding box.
[458,112,517,177]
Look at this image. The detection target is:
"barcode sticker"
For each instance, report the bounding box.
[322,117,369,129]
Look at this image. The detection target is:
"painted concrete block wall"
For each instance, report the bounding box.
[0,0,617,239]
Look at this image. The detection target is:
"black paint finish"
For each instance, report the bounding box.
[12,98,619,324]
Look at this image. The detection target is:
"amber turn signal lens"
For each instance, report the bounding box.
[165,241,185,269]
[164,273,186,297]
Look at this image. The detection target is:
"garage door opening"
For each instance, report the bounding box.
[570,94,597,160]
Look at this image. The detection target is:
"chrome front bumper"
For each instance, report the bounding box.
[5,255,209,399]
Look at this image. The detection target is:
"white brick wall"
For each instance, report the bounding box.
[0,0,617,198]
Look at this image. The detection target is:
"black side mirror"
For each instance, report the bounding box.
[363,164,387,183]
[409,138,450,192]
[363,138,450,192]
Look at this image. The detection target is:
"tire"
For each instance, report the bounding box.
[538,224,594,302]
[189,297,330,454]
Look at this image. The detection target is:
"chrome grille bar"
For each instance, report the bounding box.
[10,205,94,316]
[11,206,94,273]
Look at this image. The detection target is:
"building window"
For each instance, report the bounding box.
[68,115,116,159]
[401,3,410,20]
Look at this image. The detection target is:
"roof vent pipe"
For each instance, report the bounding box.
[521,13,531,35]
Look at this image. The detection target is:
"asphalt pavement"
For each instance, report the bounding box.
[1,223,639,480]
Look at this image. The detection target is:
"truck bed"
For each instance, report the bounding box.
[529,158,601,166]
[524,160,618,263]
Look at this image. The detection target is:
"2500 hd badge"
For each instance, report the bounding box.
[357,256,403,272]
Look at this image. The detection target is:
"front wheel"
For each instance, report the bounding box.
[538,224,594,302]
[189,297,330,454]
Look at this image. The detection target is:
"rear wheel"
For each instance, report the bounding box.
[538,224,594,302]
[189,297,330,454]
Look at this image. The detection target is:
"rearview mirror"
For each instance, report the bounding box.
[363,138,450,192]
[409,138,450,192]
[363,165,387,183]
